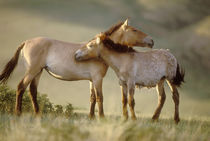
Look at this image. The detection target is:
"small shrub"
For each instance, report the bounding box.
[0,85,73,116]
[64,103,74,117]
[54,104,63,116]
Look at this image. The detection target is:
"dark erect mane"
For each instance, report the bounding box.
[104,22,124,36]
[102,37,137,53]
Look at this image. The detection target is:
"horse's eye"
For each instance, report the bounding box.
[87,45,92,49]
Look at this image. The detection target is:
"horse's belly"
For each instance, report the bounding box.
[135,72,165,87]
[45,66,91,81]
[45,51,92,80]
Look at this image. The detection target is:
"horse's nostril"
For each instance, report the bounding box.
[143,36,154,48]
[151,39,154,47]
[147,39,154,48]
[75,53,80,60]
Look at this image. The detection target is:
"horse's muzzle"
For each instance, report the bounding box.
[75,50,84,61]
[148,39,154,48]
[75,53,81,61]
[143,36,154,48]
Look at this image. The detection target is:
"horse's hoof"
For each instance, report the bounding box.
[152,114,159,120]
[100,115,105,119]
[89,114,96,120]
[131,116,137,121]
[99,115,107,122]
[175,118,180,124]
[151,115,159,122]
[15,111,21,117]
[152,118,159,123]
[122,116,128,122]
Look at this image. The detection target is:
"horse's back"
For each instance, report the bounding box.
[21,37,107,81]
[21,37,53,69]
[134,49,177,86]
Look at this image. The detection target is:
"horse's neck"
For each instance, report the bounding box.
[109,33,123,45]
[99,47,124,74]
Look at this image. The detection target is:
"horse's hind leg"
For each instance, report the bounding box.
[89,81,96,119]
[120,82,128,120]
[167,81,180,123]
[15,69,42,116]
[29,70,42,115]
[127,82,136,120]
[152,79,166,121]
[16,79,26,115]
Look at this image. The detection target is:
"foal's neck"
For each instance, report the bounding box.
[109,29,124,45]
[99,46,131,74]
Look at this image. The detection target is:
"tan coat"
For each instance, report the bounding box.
[75,35,184,123]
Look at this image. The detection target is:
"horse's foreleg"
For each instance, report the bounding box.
[167,81,180,123]
[152,79,166,121]
[93,78,104,118]
[89,81,96,119]
[128,82,136,120]
[120,83,128,120]
[29,71,42,115]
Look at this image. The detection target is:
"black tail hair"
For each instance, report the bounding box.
[172,63,185,87]
[0,42,25,84]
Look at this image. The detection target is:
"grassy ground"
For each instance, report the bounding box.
[0,1,210,140]
[0,113,209,141]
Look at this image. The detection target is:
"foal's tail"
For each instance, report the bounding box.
[172,63,185,87]
[0,42,25,84]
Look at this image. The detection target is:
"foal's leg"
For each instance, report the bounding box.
[93,78,104,118]
[167,81,180,123]
[16,71,39,115]
[120,83,128,120]
[127,82,136,120]
[29,71,42,115]
[152,79,166,121]
[89,81,96,119]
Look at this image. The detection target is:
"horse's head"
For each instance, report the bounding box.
[75,34,105,61]
[107,19,154,48]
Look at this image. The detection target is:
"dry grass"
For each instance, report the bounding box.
[0,114,209,141]
[0,1,210,140]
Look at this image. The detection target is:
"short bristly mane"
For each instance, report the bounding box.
[88,22,136,53]
[88,22,124,43]
[104,22,124,36]
[102,37,137,53]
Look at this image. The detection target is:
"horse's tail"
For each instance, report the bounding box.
[172,63,185,87]
[0,42,25,84]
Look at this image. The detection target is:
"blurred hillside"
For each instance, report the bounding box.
[0,0,209,117]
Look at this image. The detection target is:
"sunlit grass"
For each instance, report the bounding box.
[0,113,209,141]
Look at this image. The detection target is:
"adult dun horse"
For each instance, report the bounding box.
[75,33,185,123]
[0,19,154,118]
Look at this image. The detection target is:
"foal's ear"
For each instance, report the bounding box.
[96,37,101,44]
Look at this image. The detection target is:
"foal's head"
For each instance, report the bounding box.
[75,33,134,61]
[75,35,103,61]
[106,19,154,48]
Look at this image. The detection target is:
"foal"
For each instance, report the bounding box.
[75,34,185,123]
[0,19,154,118]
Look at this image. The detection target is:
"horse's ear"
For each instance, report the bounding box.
[98,33,106,42]
[122,19,129,30]
[96,37,101,44]
[125,18,130,25]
